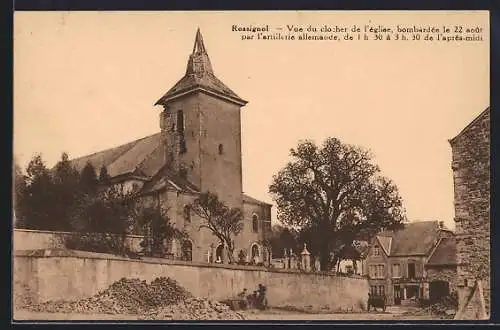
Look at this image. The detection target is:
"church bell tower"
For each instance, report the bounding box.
[155,28,248,208]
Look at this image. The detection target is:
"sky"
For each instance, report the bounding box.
[13,11,489,230]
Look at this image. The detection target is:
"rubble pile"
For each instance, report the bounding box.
[404,296,457,319]
[26,277,193,315]
[140,298,245,320]
[24,277,244,320]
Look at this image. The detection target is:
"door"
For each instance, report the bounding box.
[429,281,450,303]
[394,285,401,305]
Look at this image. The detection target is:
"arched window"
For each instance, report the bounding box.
[181,240,193,261]
[183,205,191,223]
[218,144,224,154]
[251,244,260,263]
[252,214,259,233]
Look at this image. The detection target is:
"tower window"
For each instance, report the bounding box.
[183,205,191,223]
[218,144,224,155]
[177,110,184,134]
[252,214,259,233]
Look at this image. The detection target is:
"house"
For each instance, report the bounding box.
[424,236,458,302]
[449,107,490,319]
[65,29,273,264]
[365,220,455,305]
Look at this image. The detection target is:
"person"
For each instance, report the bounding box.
[237,288,248,310]
[256,284,268,310]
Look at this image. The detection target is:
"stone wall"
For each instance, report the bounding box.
[449,107,490,316]
[426,266,459,293]
[13,249,369,312]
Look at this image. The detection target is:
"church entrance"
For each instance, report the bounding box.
[251,244,260,264]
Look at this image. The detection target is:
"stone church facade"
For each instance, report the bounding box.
[449,107,490,318]
[68,29,272,264]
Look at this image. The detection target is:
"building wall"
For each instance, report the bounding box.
[450,109,490,315]
[426,266,459,294]
[365,240,391,301]
[13,250,369,312]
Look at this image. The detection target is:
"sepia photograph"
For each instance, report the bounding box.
[12,10,490,322]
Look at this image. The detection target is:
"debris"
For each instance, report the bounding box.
[23,277,244,320]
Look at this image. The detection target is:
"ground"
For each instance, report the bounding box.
[13,306,439,321]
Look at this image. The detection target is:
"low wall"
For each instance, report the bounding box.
[14,249,369,312]
[13,229,144,252]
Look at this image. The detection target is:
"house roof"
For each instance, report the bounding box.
[376,235,392,256]
[388,220,442,256]
[449,106,490,145]
[67,132,164,179]
[155,29,247,107]
[243,193,273,207]
[426,236,457,267]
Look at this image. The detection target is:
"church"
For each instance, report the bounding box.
[67,29,273,265]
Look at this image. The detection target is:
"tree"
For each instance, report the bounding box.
[13,161,27,228]
[135,205,188,258]
[98,165,111,185]
[52,152,81,231]
[190,191,244,264]
[65,184,137,255]
[269,138,406,270]
[268,224,299,258]
[80,161,98,194]
[17,154,57,230]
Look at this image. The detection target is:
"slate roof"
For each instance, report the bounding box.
[389,221,442,256]
[376,235,392,256]
[155,29,247,107]
[426,236,457,267]
[139,166,200,195]
[67,132,164,179]
[373,221,444,257]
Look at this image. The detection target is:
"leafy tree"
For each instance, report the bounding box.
[65,184,137,255]
[135,206,188,258]
[268,224,299,258]
[190,191,244,264]
[80,161,98,194]
[269,138,406,270]
[52,152,81,231]
[17,154,57,230]
[13,161,27,228]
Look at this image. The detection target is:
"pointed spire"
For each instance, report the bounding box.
[192,28,207,54]
[185,28,213,76]
[155,28,247,107]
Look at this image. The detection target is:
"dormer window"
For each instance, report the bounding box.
[373,245,380,256]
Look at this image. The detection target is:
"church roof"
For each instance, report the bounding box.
[155,29,247,107]
[243,193,273,206]
[67,133,164,179]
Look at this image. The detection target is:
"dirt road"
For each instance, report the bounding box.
[13,307,437,321]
